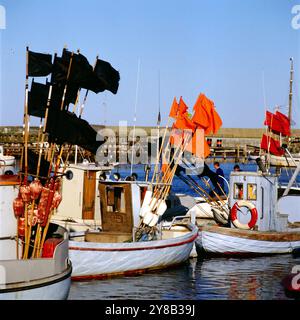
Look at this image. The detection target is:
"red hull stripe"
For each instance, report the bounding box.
[69,233,197,252]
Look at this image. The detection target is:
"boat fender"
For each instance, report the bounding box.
[230,200,258,230]
[42,237,63,258]
[212,207,229,226]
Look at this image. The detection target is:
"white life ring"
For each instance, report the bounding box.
[230,200,258,230]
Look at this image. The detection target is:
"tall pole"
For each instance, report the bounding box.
[130,58,141,175]
[156,70,161,176]
[288,57,294,124]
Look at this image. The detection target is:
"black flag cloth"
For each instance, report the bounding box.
[46,109,105,154]
[52,50,106,93]
[28,81,50,118]
[28,81,79,118]
[51,82,79,110]
[94,59,120,94]
[28,51,52,77]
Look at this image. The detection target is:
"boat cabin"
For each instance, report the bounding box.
[55,163,149,241]
[85,180,148,243]
[228,171,289,232]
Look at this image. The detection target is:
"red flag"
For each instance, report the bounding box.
[264,111,291,137]
[275,111,291,136]
[169,97,179,119]
[260,134,285,156]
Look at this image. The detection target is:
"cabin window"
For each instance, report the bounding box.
[233,183,244,200]
[106,186,126,213]
[247,183,257,201]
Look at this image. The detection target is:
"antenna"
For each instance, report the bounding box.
[130,59,141,175]
[288,57,294,124]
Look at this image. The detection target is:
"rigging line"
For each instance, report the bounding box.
[130,58,141,175]
[156,70,161,174]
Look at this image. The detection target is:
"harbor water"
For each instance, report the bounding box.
[69,162,300,300]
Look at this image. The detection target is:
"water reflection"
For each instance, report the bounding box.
[69,255,300,300]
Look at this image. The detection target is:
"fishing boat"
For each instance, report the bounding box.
[1,43,123,298]
[68,179,198,280]
[196,165,300,256]
[0,175,71,300]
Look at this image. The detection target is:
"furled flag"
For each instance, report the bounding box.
[192,93,222,135]
[28,50,53,77]
[94,59,120,94]
[260,134,285,156]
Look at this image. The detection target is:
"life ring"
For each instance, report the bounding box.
[230,200,258,230]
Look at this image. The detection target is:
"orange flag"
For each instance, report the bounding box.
[192,93,222,135]
[169,97,179,119]
[173,113,196,132]
[185,129,211,159]
[169,125,183,147]
[178,96,188,115]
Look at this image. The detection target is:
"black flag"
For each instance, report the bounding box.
[50,82,79,110]
[28,51,52,77]
[94,59,120,94]
[46,109,105,154]
[52,50,106,93]
[28,81,50,118]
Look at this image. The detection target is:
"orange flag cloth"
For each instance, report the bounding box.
[169,97,179,119]
[185,129,211,159]
[192,93,222,135]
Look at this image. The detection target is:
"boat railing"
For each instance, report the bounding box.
[167,215,193,230]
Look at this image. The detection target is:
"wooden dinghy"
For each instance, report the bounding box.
[70,222,197,280]
[68,180,198,280]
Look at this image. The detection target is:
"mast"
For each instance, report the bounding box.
[288,57,294,124]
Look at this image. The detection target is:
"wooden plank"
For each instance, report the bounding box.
[99,182,133,233]
[200,225,300,241]
[82,170,96,220]
[0,175,19,186]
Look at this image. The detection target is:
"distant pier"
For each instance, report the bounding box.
[0,126,299,163]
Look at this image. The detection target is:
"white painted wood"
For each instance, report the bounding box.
[196,230,300,254]
[70,224,198,279]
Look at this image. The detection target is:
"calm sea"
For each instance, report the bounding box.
[68,162,300,300]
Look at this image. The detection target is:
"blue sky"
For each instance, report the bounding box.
[0,0,299,128]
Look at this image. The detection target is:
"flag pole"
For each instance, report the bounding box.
[78,54,98,117]
[23,46,30,177]
[130,58,141,175]
[21,46,29,259]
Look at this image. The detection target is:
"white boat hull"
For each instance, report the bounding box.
[70,224,198,280]
[0,267,71,300]
[196,226,300,256]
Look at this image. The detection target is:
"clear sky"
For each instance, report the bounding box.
[0,0,299,128]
